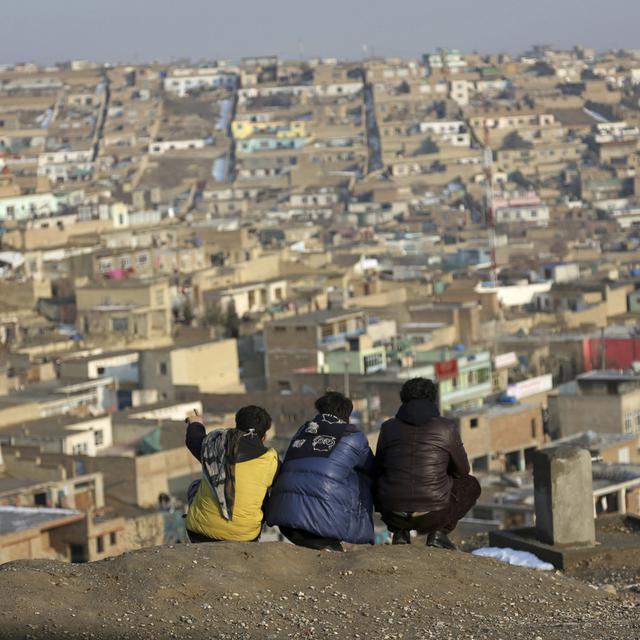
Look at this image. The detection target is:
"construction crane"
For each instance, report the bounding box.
[483,122,499,285]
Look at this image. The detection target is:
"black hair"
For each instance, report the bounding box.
[315,391,353,422]
[400,377,438,404]
[235,405,272,438]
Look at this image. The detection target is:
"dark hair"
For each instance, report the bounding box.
[235,405,272,438]
[400,377,438,404]
[315,391,353,422]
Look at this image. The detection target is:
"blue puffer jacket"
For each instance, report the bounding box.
[266,414,375,544]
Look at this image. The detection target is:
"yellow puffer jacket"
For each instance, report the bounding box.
[186,448,279,542]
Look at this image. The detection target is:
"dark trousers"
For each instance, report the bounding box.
[279,526,342,551]
[186,529,220,544]
[381,475,481,535]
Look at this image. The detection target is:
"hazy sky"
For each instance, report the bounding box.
[3,0,639,65]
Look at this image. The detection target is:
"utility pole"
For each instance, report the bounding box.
[344,359,350,397]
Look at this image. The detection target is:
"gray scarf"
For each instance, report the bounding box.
[201,428,255,520]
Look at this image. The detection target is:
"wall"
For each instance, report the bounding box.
[488,404,543,454]
[134,448,201,508]
[140,340,243,401]
[0,402,41,428]
[549,393,625,438]
[0,279,52,309]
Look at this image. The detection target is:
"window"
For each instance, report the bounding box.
[97,366,105,375]
[470,418,479,429]
[96,536,104,554]
[274,326,287,333]
[109,532,117,546]
[34,492,47,507]
[72,442,88,455]
[136,253,149,266]
[531,419,537,439]
[159,362,168,376]
[363,353,384,373]
[624,413,633,434]
[112,317,129,332]
[94,430,104,446]
[295,326,307,332]
[321,324,334,339]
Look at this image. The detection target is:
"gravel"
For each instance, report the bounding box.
[1,542,638,640]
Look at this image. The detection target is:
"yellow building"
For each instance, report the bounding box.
[232,120,307,140]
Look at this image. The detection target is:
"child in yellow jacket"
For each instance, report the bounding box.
[185,406,279,542]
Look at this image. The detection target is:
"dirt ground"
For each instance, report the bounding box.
[1,542,639,640]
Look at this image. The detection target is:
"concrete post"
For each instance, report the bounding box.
[533,447,596,547]
[517,449,526,472]
[618,488,627,515]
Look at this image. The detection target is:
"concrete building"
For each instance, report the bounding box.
[264,309,369,391]
[549,371,640,438]
[0,415,113,456]
[139,339,244,401]
[75,278,172,344]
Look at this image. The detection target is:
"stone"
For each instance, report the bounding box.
[533,447,595,547]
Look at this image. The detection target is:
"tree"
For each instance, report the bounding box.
[531,61,555,77]
[416,138,440,155]
[181,298,194,325]
[502,131,533,150]
[204,299,225,328]
[224,300,240,338]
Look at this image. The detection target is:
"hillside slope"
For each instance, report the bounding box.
[1,542,638,640]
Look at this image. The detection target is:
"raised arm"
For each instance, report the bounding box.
[185,421,206,461]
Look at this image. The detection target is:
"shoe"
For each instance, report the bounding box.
[322,541,344,552]
[392,530,411,545]
[426,531,457,551]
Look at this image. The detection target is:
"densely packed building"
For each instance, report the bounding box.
[2,46,640,561]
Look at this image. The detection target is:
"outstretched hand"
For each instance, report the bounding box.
[185,408,202,425]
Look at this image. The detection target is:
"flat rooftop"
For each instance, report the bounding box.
[578,370,640,383]
[0,414,107,439]
[0,506,82,535]
[269,308,365,326]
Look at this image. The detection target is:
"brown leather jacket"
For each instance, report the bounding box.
[374,399,471,513]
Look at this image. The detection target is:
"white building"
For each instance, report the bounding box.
[495,204,550,225]
[163,69,238,97]
[0,192,59,221]
[419,120,470,146]
[149,139,207,154]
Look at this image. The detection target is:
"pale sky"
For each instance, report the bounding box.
[3,0,639,65]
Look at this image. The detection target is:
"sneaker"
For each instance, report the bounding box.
[392,530,412,545]
[426,531,457,551]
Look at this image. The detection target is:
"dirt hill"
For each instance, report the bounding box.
[1,542,638,640]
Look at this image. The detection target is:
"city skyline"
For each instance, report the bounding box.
[3,0,640,65]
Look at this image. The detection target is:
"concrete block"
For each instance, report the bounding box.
[533,446,595,547]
